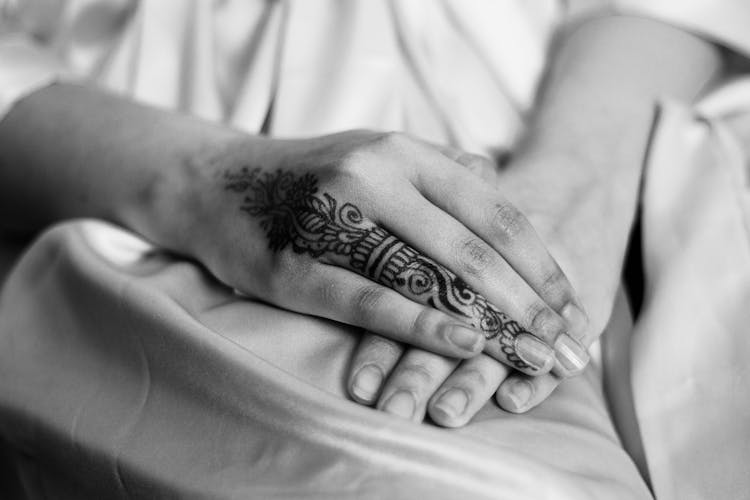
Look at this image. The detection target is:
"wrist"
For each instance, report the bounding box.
[120,122,248,259]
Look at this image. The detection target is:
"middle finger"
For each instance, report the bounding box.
[374,188,575,375]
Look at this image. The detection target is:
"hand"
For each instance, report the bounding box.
[490,154,630,415]
[177,131,589,377]
[343,12,719,424]
[345,150,592,426]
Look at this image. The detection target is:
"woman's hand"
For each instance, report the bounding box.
[0,84,586,390]
[179,131,589,378]
[343,14,724,426]
[344,151,592,426]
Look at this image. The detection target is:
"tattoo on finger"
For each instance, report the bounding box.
[224,167,533,371]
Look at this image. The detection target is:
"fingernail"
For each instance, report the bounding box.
[351,364,383,402]
[561,302,588,335]
[433,389,469,420]
[554,333,590,374]
[514,334,555,372]
[382,391,416,420]
[507,379,533,411]
[448,325,484,353]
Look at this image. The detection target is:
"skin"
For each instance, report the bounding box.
[346,14,725,426]
[0,92,587,380]
[0,13,724,426]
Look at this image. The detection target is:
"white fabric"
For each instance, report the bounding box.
[0,0,563,156]
[0,220,651,499]
[630,90,750,500]
[616,0,750,56]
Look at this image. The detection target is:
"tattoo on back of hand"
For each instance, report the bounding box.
[224,167,533,370]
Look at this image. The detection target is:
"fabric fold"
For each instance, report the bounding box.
[0,221,649,499]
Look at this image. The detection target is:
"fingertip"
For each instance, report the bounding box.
[561,301,589,337]
[496,378,535,413]
[349,364,384,404]
[552,333,590,377]
[429,407,466,428]
[514,334,556,375]
[378,390,417,421]
[446,324,486,357]
[429,389,470,428]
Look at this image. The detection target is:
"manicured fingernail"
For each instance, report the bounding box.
[351,364,383,402]
[448,325,484,353]
[561,302,588,334]
[514,334,555,372]
[554,333,590,374]
[382,391,416,420]
[507,379,533,411]
[433,389,469,420]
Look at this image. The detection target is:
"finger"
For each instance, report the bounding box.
[284,264,486,359]
[418,150,585,326]
[422,141,500,183]
[495,372,562,414]
[223,165,560,375]
[416,152,589,336]
[415,143,589,340]
[290,198,557,375]
[376,349,458,422]
[428,354,511,428]
[409,148,590,372]
[348,332,404,404]
[374,190,562,375]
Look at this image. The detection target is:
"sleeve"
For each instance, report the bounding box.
[614,0,750,57]
[0,1,69,120]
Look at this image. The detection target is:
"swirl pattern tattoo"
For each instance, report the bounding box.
[224,167,533,370]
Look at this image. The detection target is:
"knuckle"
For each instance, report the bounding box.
[453,237,496,278]
[372,131,412,151]
[396,362,435,387]
[337,132,413,180]
[538,269,570,305]
[318,280,343,306]
[526,303,565,340]
[337,149,373,180]
[403,259,445,298]
[365,335,403,360]
[523,301,550,333]
[456,367,489,389]
[457,153,491,172]
[353,285,387,321]
[489,202,526,243]
[409,308,436,344]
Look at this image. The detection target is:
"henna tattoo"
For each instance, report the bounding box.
[224,167,533,370]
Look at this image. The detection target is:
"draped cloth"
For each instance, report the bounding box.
[0,1,749,498]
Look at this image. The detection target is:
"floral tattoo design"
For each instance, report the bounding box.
[224,167,533,370]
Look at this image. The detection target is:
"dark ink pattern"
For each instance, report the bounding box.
[224,167,533,370]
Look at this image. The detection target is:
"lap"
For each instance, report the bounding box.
[0,221,649,499]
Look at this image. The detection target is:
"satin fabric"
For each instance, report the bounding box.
[0,221,649,499]
[630,88,750,500]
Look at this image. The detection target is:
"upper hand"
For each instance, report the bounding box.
[179,131,588,378]
[344,147,593,425]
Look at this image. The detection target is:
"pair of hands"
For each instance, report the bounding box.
[182,130,597,427]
